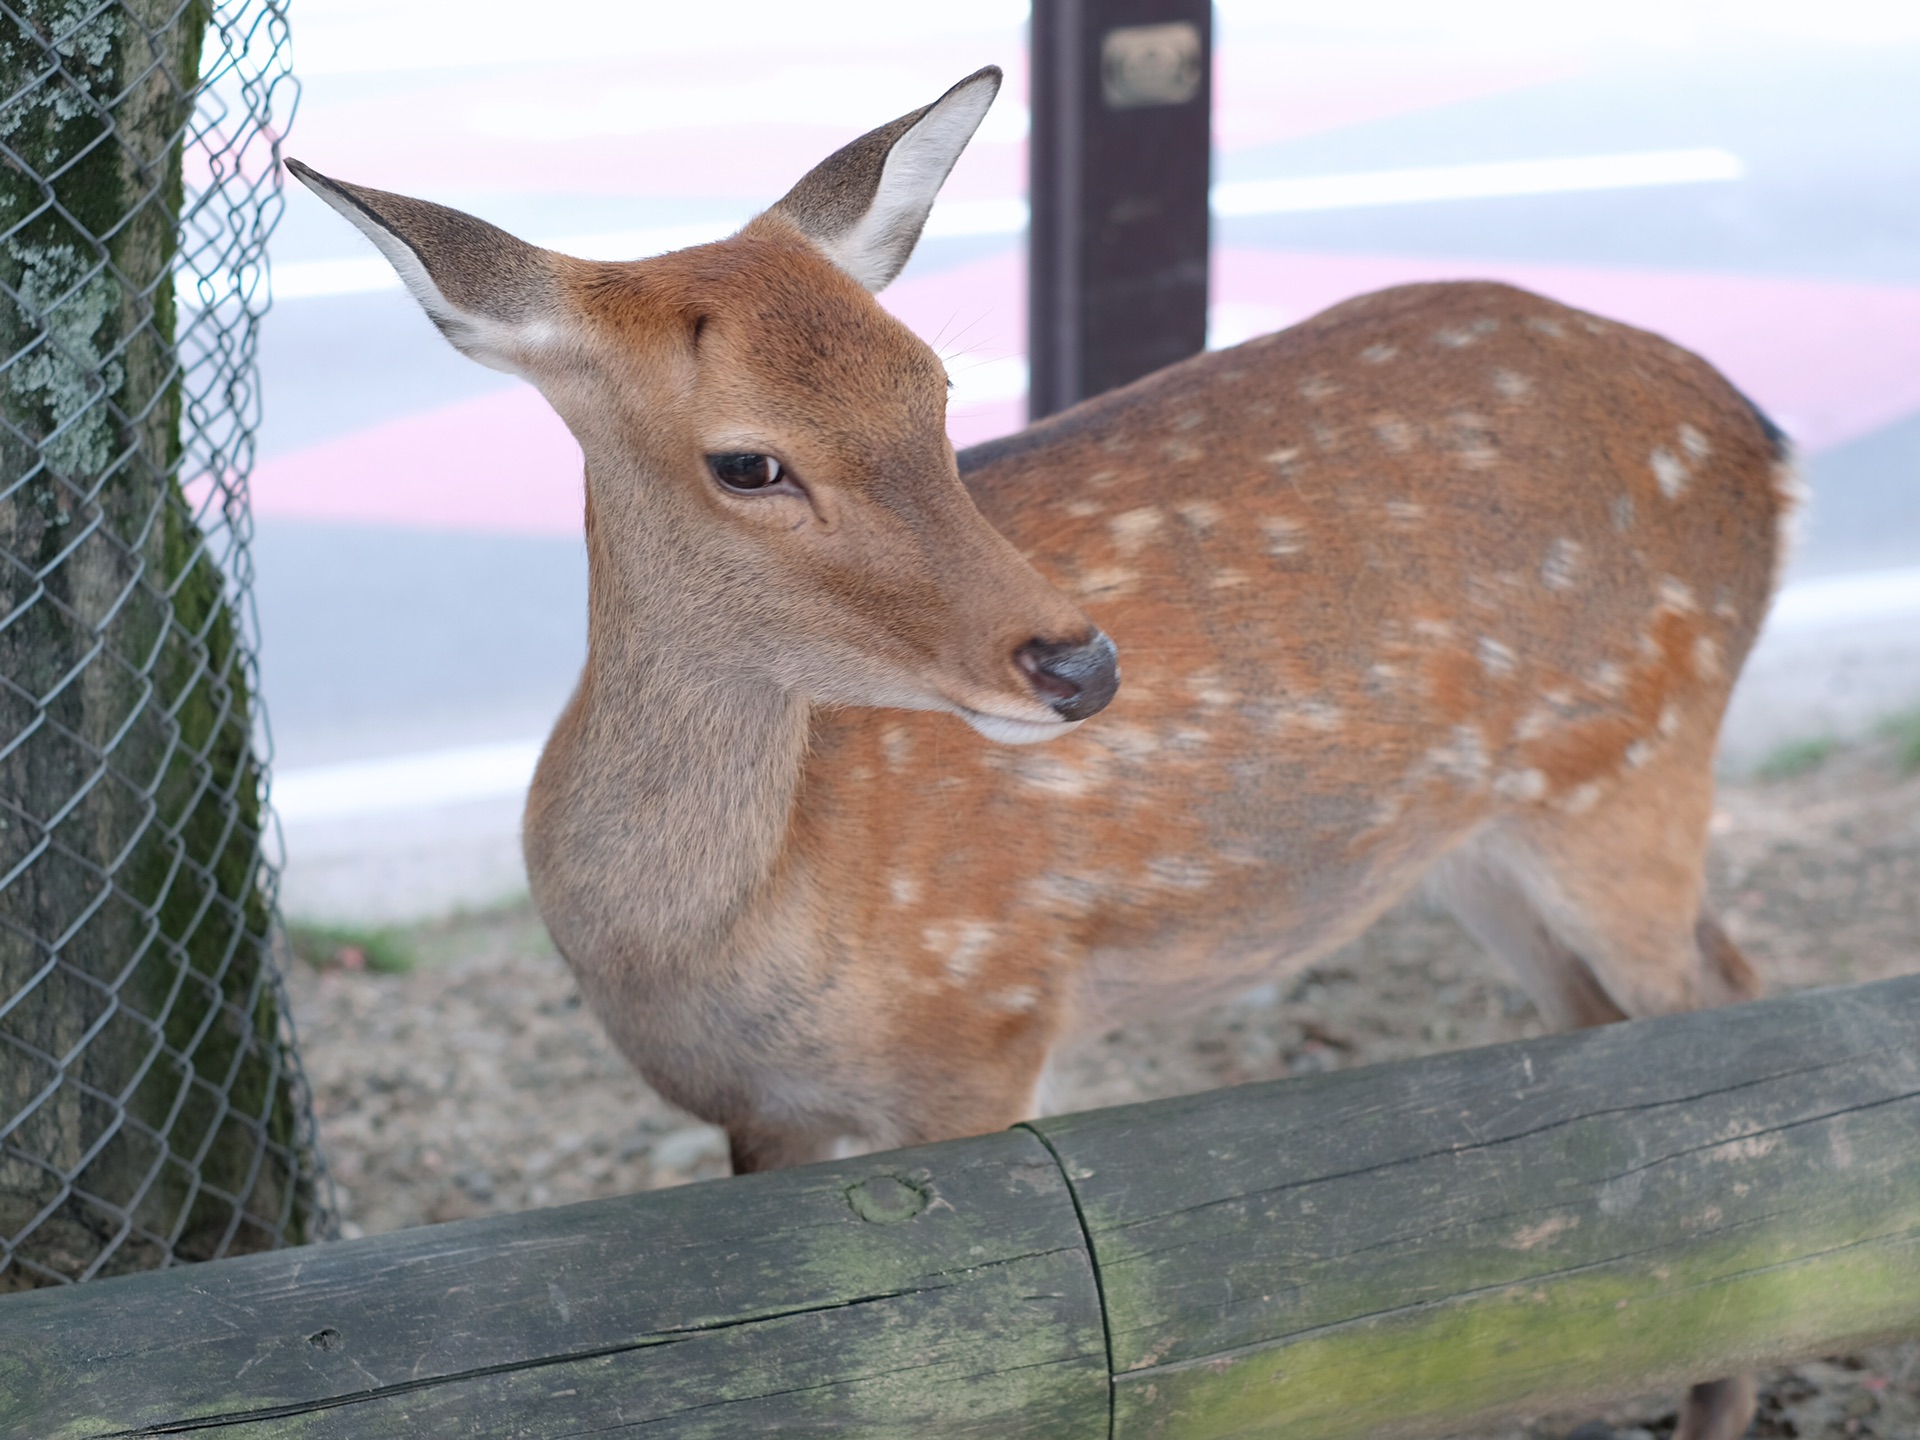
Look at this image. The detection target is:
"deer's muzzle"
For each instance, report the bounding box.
[1014,632,1121,721]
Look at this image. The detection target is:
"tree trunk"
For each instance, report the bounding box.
[1,0,313,1288]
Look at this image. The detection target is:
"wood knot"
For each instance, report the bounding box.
[846,1174,930,1224]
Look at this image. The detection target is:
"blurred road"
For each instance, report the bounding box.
[251,1,1920,918]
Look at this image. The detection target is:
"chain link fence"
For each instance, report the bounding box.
[1,0,331,1289]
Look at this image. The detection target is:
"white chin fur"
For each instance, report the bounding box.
[959,709,1081,745]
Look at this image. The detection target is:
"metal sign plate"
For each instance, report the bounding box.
[1101,22,1203,109]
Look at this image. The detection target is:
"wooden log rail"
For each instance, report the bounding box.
[3,975,1917,1438]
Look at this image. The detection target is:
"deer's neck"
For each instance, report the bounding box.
[535,592,813,970]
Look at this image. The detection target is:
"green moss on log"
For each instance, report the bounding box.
[1109,1216,1920,1439]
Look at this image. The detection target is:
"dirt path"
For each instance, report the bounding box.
[287,729,1920,1439]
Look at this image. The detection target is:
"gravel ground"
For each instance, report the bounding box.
[288,725,1920,1439]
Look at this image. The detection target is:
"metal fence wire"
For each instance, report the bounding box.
[0,0,331,1289]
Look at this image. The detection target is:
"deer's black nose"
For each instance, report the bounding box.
[1014,631,1120,721]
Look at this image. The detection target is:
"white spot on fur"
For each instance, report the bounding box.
[1012,750,1107,798]
[1385,500,1426,528]
[992,984,1040,1013]
[1541,539,1582,592]
[1516,705,1555,742]
[1658,577,1697,613]
[923,921,997,984]
[1624,739,1654,769]
[1678,423,1711,461]
[1361,342,1398,364]
[881,724,911,771]
[890,874,921,906]
[1162,438,1202,463]
[1449,411,1499,469]
[1651,446,1689,500]
[1478,636,1517,677]
[1299,374,1340,402]
[1175,499,1221,531]
[1176,410,1205,431]
[1096,723,1160,762]
[1184,672,1236,708]
[1465,572,1526,616]
[1612,493,1635,532]
[1373,416,1416,453]
[1025,871,1107,916]
[1110,506,1163,555]
[1210,568,1250,589]
[1065,498,1102,519]
[1075,565,1137,599]
[1563,781,1602,814]
[1492,368,1533,401]
[1147,856,1216,890]
[1588,661,1626,698]
[1271,699,1345,734]
[1658,703,1682,739]
[1264,446,1302,468]
[1693,634,1723,680]
[1368,793,1408,828]
[1261,516,1306,556]
[1413,617,1456,643]
[1427,725,1489,786]
[1526,315,1566,339]
[1494,767,1548,802]
[1436,318,1499,348]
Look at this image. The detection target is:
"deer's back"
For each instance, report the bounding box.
[796,282,1790,1032]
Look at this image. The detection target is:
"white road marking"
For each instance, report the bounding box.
[274,739,543,822]
[1212,148,1744,216]
[1765,566,1920,635]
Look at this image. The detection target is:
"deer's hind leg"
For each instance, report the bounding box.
[1429,837,1630,1030]
[1436,739,1759,1027]
[1432,741,1760,1440]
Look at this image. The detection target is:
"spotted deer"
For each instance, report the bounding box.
[292,65,1793,1440]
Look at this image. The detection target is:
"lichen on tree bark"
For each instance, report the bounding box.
[1,0,312,1286]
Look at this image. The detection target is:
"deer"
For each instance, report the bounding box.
[290,65,1795,1440]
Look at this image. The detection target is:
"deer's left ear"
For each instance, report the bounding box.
[755,66,1001,293]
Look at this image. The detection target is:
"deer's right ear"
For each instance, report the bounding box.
[286,160,561,377]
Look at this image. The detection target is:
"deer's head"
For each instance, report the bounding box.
[288,68,1117,743]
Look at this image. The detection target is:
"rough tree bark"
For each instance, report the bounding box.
[0,0,309,1287]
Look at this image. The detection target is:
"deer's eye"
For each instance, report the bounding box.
[708,452,788,494]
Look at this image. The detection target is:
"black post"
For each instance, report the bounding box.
[1028,0,1212,420]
